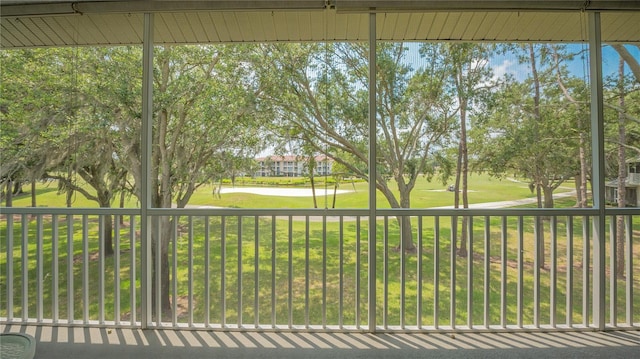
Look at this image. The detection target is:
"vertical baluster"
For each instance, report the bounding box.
[417,216,423,329]
[400,216,406,329]
[322,215,327,328]
[625,215,633,326]
[98,215,105,324]
[383,216,389,329]
[467,216,474,329]
[187,215,194,327]
[339,216,344,329]
[500,216,507,328]
[21,214,28,322]
[171,216,178,328]
[450,215,457,329]
[288,216,293,329]
[36,214,43,322]
[254,216,259,328]
[551,216,558,328]
[154,217,161,325]
[204,215,210,327]
[82,215,89,323]
[304,216,310,328]
[271,216,276,328]
[52,214,59,323]
[220,216,226,327]
[533,215,540,328]
[434,216,440,329]
[67,215,75,324]
[609,214,617,327]
[6,213,14,321]
[517,216,523,328]
[129,215,136,325]
[484,216,490,328]
[566,215,574,327]
[237,216,243,327]
[583,216,590,326]
[356,217,361,329]
[114,215,120,325]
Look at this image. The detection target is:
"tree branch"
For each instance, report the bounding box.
[612,44,640,83]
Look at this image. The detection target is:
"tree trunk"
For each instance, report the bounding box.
[310,173,317,208]
[100,198,115,257]
[31,181,36,207]
[151,216,172,321]
[103,213,115,257]
[453,141,463,256]
[152,97,174,320]
[99,193,115,256]
[5,180,12,207]
[543,185,554,209]
[458,98,470,258]
[380,180,416,252]
[616,56,626,277]
[332,182,338,208]
[579,133,589,208]
[12,181,22,195]
[309,159,318,208]
[398,215,415,253]
[398,190,416,253]
[66,189,73,208]
[119,191,126,225]
[530,45,545,269]
[574,177,583,207]
[536,184,546,269]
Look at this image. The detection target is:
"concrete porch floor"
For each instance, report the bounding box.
[2,325,639,359]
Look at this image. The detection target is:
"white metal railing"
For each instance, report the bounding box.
[1,208,140,327]
[1,207,638,332]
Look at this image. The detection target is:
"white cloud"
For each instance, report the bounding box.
[492,59,516,80]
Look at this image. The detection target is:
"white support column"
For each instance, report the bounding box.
[588,11,606,330]
[368,11,377,333]
[140,12,154,328]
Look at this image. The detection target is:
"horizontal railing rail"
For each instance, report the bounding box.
[1,206,638,332]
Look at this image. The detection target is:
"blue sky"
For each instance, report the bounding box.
[490,44,638,84]
[401,42,638,87]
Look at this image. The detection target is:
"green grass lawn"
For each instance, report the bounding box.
[8,173,557,209]
[3,175,638,328]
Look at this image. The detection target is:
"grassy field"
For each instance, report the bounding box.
[2,174,639,328]
[8,173,559,209]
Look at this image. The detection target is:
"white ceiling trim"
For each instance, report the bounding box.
[1,1,639,48]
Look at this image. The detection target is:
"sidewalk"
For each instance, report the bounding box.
[434,191,578,209]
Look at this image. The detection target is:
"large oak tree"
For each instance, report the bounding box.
[255,42,457,251]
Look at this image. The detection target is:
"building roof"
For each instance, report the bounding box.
[606,178,640,188]
[256,155,332,162]
[1,1,639,48]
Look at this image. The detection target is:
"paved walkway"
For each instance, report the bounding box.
[434,190,578,209]
[2,325,639,359]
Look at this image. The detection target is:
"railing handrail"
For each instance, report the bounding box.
[2,205,637,332]
[2,206,637,217]
[0,207,141,215]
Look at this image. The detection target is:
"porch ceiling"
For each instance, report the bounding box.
[1,1,639,48]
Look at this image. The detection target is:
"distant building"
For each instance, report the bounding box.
[255,155,333,177]
[605,158,640,207]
